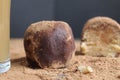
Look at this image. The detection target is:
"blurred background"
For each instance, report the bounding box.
[10,0,120,38]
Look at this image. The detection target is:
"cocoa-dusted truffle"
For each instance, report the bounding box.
[80,17,120,57]
[24,21,75,68]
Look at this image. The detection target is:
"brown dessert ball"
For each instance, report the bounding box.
[80,17,120,57]
[24,21,75,68]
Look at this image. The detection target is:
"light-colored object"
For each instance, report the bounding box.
[0,0,11,73]
[78,66,93,74]
[24,21,75,68]
[80,17,120,57]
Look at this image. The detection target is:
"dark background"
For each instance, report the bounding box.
[10,0,120,38]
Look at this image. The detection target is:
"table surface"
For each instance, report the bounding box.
[0,39,120,80]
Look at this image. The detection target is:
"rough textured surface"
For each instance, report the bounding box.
[80,17,120,57]
[0,39,120,80]
[24,21,75,68]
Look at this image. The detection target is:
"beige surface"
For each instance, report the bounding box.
[0,39,120,80]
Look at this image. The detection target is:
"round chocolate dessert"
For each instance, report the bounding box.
[24,21,75,68]
[80,17,120,57]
